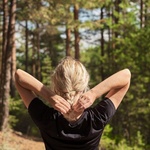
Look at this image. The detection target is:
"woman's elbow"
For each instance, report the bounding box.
[14,69,22,83]
[123,68,131,83]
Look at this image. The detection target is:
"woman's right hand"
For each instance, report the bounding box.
[50,94,71,115]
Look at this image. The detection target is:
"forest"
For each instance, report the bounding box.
[0,0,150,149]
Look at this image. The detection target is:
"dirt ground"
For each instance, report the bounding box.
[0,131,45,150]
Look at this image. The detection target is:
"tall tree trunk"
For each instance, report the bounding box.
[74,4,80,60]
[140,0,146,28]
[111,0,121,69]
[66,6,71,57]
[140,0,143,28]
[10,0,16,98]
[111,0,115,50]
[36,23,41,80]
[1,0,16,131]
[112,0,121,50]
[25,20,29,72]
[144,0,148,27]
[107,6,111,63]
[0,0,8,130]
[100,7,105,80]
[32,34,36,77]
[0,50,1,80]
[114,0,120,38]
[66,28,71,56]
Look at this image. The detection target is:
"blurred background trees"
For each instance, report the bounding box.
[0,0,150,149]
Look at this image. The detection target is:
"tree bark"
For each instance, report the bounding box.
[36,23,41,80]
[31,33,36,77]
[0,50,1,80]
[1,0,16,131]
[10,0,16,98]
[74,4,80,60]
[100,7,104,80]
[140,0,146,28]
[66,28,71,56]
[114,0,121,38]
[25,20,29,72]
[144,0,148,27]
[0,0,8,130]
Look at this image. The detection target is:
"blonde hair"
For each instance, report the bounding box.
[51,56,89,105]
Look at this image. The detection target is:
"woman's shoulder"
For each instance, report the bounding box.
[88,98,116,124]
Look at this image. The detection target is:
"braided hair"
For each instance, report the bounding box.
[51,57,90,121]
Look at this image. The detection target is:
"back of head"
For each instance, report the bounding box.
[51,56,89,105]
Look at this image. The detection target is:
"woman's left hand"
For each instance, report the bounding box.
[50,94,71,115]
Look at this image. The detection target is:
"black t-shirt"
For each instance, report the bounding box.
[28,97,116,150]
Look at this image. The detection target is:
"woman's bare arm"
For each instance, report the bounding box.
[73,69,131,110]
[14,69,71,114]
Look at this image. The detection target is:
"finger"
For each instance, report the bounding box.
[73,102,85,112]
[52,97,70,111]
[73,94,85,106]
[54,103,70,114]
[78,96,88,106]
[52,95,71,109]
[58,97,71,109]
[72,102,81,110]
[59,103,71,113]
[73,97,90,111]
[74,106,85,113]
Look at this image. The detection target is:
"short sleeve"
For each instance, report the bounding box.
[92,98,116,127]
[28,97,54,127]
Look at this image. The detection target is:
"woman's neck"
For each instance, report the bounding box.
[63,110,82,122]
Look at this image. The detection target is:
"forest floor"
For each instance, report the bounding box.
[0,130,105,150]
[0,130,45,150]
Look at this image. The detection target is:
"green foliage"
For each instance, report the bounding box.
[9,97,40,137]
[100,125,115,148]
[41,54,52,86]
[100,125,145,150]
[9,98,22,129]
[81,46,110,87]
